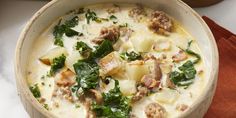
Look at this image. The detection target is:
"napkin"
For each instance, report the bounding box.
[202,16,236,118]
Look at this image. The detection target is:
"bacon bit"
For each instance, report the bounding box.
[141,75,160,89]
[166,75,175,89]
[39,58,51,65]
[56,69,76,87]
[172,50,188,62]
[145,103,166,118]
[153,60,162,81]
[176,104,188,112]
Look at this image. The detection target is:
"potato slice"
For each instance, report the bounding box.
[119,79,136,96]
[126,60,149,82]
[39,47,68,65]
[99,52,123,76]
[155,88,179,104]
[130,32,155,52]
[65,51,83,73]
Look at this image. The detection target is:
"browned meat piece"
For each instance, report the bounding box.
[92,25,120,44]
[131,86,149,103]
[153,60,162,81]
[172,50,188,62]
[56,69,76,87]
[129,4,147,18]
[145,103,166,118]
[141,75,159,89]
[176,104,188,112]
[89,89,103,104]
[84,98,96,118]
[149,11,173,34]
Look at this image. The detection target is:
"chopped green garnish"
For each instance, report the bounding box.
[75,104,81,108]
[73,60,99,90]
[29,84,41,98]
[49,54,66,76]
[109,15,118,24]
[183,40,201,64]
[120,51,142,61]
[76,41,92,57]
[85,9,108,24]
[53,16,82,47]
[119,23,128,28]
[43,104,49,110]
[170,60,197,86]
[92,80,131,118]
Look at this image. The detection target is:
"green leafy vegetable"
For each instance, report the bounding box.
[53,16,82,47]
[92,80,131,118]
[43,104,49,110]
[29,84,41,98]
[73,60,99,90]
[92,40,114,58]
[49,54,66,76]
[170,60,196,86]
[119,23,128,28]
[109,15,118,24]
[85,9,108,24]
[184,40,201,64]
[120,51,142,61]
[76,41,92,57]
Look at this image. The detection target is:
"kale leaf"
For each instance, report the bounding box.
[85,9,109,24]
[73,60,99,90]
[120,51,142,61]
[92,40,114,59]
[49,54,66,76]
[29,84,41,98]
[170,60,197,86]
[184,40,201,64]
[53,16,83,47]
[92,80,131,118]
[76,41,92,57]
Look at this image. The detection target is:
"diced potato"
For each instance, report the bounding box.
[39,47,68,65]
[153,40,171,52]
[99,52,123,76]
[65,51,83,73]
[126,60,149,82]
[119,79,137,96]
[130,32,155,52]
[155,88,179,104]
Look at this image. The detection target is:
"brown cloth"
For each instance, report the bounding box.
[202,16,236,118]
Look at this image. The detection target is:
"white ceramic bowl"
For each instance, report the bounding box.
[14,0,219,117]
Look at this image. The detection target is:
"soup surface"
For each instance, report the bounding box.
[27,3,207,118]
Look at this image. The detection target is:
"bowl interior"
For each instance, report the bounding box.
[15,0,218,117]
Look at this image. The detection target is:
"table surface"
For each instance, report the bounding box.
[0,0,235,117]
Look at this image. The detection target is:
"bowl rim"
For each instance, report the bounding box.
[14,0,219,117]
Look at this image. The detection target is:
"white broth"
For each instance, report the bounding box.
[27,3,207,118]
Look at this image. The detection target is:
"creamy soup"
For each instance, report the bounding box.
[27,3,207,118]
